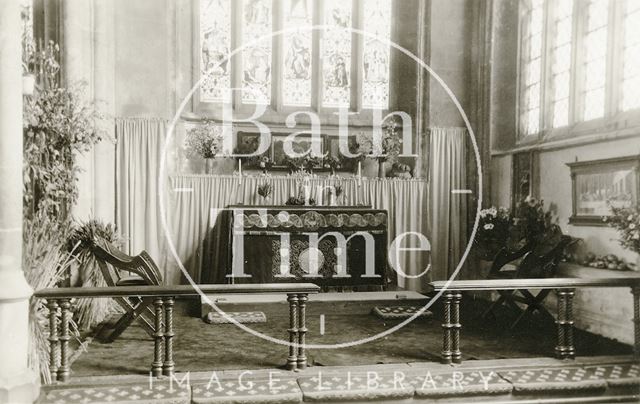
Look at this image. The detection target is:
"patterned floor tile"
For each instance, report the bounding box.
[371,306,433,320]
[41,383,190,404]
[191,379,301,404]
[585,363,640,387]
[297,372,414,401]
[204,312,267,324]
[499,366,608,393]
[410,370,512,397]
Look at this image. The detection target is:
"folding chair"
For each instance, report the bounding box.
[90,243,163,342]
[482,234,575,329]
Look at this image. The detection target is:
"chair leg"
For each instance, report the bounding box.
[481,294,506,319]
[510,289,553,329]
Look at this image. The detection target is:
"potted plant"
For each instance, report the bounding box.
[184,120,224,174]
[605,204,640,270]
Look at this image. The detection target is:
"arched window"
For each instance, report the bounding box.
[198,0,393,120]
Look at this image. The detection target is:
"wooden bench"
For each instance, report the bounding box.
[34,283,320,382]
[428,277,640,364]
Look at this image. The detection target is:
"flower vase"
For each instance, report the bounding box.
[378,160,387,178]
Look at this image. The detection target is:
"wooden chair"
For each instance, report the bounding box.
[90,243,163,342]
[482,232,575,329]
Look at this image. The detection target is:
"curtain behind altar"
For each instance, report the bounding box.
[168,175,430,290]
[429,127,468,280]
[115,118,167,272]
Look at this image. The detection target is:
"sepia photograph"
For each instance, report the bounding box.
[0,0,639,403]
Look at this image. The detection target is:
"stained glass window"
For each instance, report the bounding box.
[283,0,313,107]
[242,0,273,104]
[520,0,545,135]
[362,0,392,109]
[200,0,232,103]
[622,0,640,111]
[582,0,609,121]
[550,0,573,128]
[322,0,352,108]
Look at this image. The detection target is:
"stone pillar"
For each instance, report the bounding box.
[0,1,40,402]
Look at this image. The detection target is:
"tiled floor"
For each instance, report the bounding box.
[39,356,640,403]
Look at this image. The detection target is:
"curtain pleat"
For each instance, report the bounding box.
[429,127,468,280]
[167,175,430,290]
[115,118,167,271]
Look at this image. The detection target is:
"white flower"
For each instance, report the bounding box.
[483,223,494,230]
[630,223,637,230]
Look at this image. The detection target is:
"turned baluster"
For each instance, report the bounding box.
[286,293,299,370]
[441,291,453,364]
[297,293,308,370]
[162,297,175,376]
[632,286,640,356]
[152,297,164,377]
[555,290,567,359]
[451,292,462,364]
[47,299,59,381]
[57,298,72,382]
[564,289,575,359]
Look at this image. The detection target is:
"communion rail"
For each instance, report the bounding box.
[429,277,640,364]
[34,283,320,383]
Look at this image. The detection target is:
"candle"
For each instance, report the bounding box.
[238,159,243,184]
[357,161,362,185]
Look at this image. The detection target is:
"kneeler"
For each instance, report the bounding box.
[482,235,574,329]
[90,243,163,342]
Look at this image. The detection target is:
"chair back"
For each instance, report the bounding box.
[516,235,574,278]
[90,243,163,287]
[488,245,532,278]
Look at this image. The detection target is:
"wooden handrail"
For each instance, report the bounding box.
[38,283,319,382]
[34,283,321,299]
[429,276,640,365]
[429,277,640,292]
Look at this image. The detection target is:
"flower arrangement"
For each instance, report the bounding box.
[257,182,272,201]
[184,121,224,159]
[355,118,401,164]
[23,40,103,225]
[605,204,640,255]
[475,197,561,260]
[323,156,343,174]
[283,155,320,174]
[513,196,557,250]
[257,155,273,172]
[475,206,513,260]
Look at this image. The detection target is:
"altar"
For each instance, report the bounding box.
[207,206,389,287]
[169,175,430,290]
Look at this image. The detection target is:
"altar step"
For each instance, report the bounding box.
[201,290,429,316]
[38,356,640,404]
